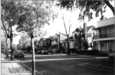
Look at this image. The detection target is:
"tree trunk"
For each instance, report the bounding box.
[31,36,36,75]
[104,0,115,15]
[67,35,70,54]
[1,19,11,59]
[10,27,13,60]
[63,16,70,54]
[10,37,13,60]
[1,19,9,54]
[57,34,60,50]
[5,33,8,58]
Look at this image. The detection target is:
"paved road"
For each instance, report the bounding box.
[20,55,114,75]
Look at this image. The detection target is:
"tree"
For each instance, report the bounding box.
[17,33,31,52]
[16,1,52,75]
[1,0,21,59]
[57,0,114,51]
[57,0,115,20]
[1,26,7,54]
[56,16,72,54]
[74,28,88,50]
[63,16,71,54]
[1,1,55,75]
[1,0,52,57]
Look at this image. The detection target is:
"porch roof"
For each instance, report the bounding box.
[96,17,115,28]
[93,37,115,41]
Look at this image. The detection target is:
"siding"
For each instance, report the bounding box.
[96,25,115,38]
[111,41,115,52]
[93,17,115,53]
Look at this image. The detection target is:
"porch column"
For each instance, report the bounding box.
[98,42,101,51]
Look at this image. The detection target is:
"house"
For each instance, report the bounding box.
[93,17,115,53]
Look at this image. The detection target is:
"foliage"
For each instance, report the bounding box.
[17,1,51,37]
[74,28,88,50]
[1,0,54,53]
[1,0,52,38]
[57,0,115,20]
[1,0,18,39]
[17,34,31,51]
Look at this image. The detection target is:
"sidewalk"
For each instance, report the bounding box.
[1,54,31,75]
[25,53,67,57]
[25,53,94,57]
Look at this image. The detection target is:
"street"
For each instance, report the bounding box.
[1,0,115,75]
[21,54,114,75]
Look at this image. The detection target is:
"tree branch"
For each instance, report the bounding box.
[1,18,9,37]
[104,0,115,15]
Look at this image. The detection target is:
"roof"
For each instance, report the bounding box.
[96,17,115,28]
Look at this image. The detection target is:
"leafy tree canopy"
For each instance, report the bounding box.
[57,0,115,20]
[1,0,53,38]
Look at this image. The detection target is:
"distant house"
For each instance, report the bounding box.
[93,17,115,53]
[62,36,74,49]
